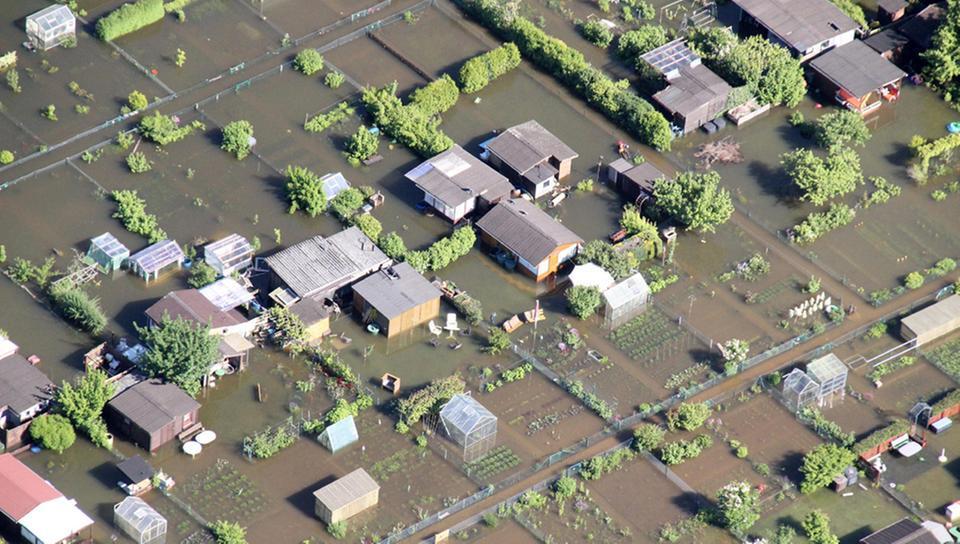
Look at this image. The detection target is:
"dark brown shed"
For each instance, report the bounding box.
[106,380,200,452]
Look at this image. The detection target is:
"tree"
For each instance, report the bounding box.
[29,414,76,453]
[904,271,924,289]
[632,423,665,451]
[666,402,711,431]
[721,339,750,364]
[781,147,863,205]
[800,444,856,494]
[687,26,737,61]
[771,524,796,544]
[802,510,839,544]
[293,49,324,75]
[136,315,219,397]
[210,520,247,544]
[127,90,148,111]
[48,283,108,335]
[617,25,668,60]
[653,171,733,233]
[6,68,21,93]
[175,48,186,68]
[829,0,866,28]
[378,232,407,260]
[716,481,760,534]
[56,369,115,432]
[458,42,521,93]
[0,150,14,165]
[221,120,254,160]
[266,306,306,352]
[566,286,602,319]
[922,0,960,103]
[813,110,871,151]
[284,165,326,217]
[329,187,365,221]
[717,36,805,107]
[485,328,511,355]
[345,125,379,162]
[353,214,382,241]
[580,19,614,48]
[187,261,217,288]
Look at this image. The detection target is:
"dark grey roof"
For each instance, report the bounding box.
[145,289,247,329]
[877,0,908,14]
[732,0,859,52]
[405,145,513,208]
[653,63,731,117]
[116,456,154,484]
[810,40,906,97]
[477,199,583,264]
[899,2,945,49]
[107,380,199,434]
[0,355,54,413]
[289,297,331,326]
[264,227,390,299]
[860,519,940,544]
[352,263,441,319]
[863,28,910,55]
[486,121,578,175]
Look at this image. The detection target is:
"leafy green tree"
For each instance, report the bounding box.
[580,19,614,48]
[829,0,866,28]
[324,71,345,88]
[345,125,379,162]
[566,285,602,319]
[717,36,805,107]
[458,42,521,93]
[112,190,166,243]
[802,510,839,544]
[653,171,733,232]
[127,90,148,111]
[6,68,21,93]
[56,369,114,448]
[717,481,760,534]
[266,306,307,352]
[378,232,408,260]
[632,423,665,451]
[553,476,576,502]
[800,444,856,494]
[485,328,511,355]
[0,150,14,165]
[721,339,750,364]
[187,261,217,288]
[781,147,863,205]
[408,74,460,116]
[136,315,219,396]
[138,112,198,145]
[211,520,247,544]
[126,151,152,173]
[284,165,326,217]
[904,271,924,289]
[329,187,365,221]
[221,120,254,160]
[49,284,108,335]
[687,26,737,60]
[813,110,871,151]
[617,25,668,59]
[29,414,76,453]
[922,0,960,103]
[666,402,711,431]
[353,214,382,241]
[771,524,796,544]
[293,49,324,75]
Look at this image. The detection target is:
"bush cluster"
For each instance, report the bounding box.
[458,42,521,93]
[361,82,454,158]
[96,0,164,41]
[112,190,166,242]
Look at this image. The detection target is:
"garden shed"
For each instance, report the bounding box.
[127,240,184,282]
[318,415,358,453]
[601,272,650,330]
[901,294,960,346]
[782,368,820,412]
[114,496,166,544]
[116,455,154,496]
[313,468,380,524]
[351,263,442,338]
[25,5,75,51]
[807,353,848,407]
[203,234,253,277]
[87,232,130,273]
[440,393,497,463]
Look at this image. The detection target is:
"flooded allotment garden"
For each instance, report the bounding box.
[2,0,960,542]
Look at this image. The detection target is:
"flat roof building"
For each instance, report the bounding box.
[901,295,960,346]
[606,159,666,204]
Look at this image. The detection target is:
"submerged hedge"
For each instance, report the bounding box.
[454,0,672,151]
[96,0,164,42]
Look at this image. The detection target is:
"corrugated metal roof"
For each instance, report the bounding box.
[486,120,578,175]
[0,354,54,413]
[440,394,496,435]
[406,145,513,208]
[352,263,441,320]
[477,199,582,265]
[0,453,64,521]
[107,380,199,434]
[653,63,731,117]
[732,0,859,52]
[312,468,379,512]
[264,227,390,299]
[809,40,905,97]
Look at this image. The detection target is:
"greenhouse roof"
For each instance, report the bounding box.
[783,368,818,394]
[27,4,75,32]
[114,496,165,532]
[319,416,359,453]
[204,234,253,268]
[199,278,255,311]
[321,172,351,202]
[603,272,650,311]
[807,353,847,383]
[129,240,184,275]
[90,232,130,259]
[440,393,496,435]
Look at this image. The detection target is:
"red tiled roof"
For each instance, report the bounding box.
[0,453,63,521]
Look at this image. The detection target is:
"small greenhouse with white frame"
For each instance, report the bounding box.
[440,393,497,463]
[114,496,166,544]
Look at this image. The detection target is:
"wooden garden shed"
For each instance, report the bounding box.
[313,468,380,524]
[901,295,960,346]
[105,380,200,452]
[351,263,441,338]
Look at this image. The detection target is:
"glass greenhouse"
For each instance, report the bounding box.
[440,393,497,463]
[807,353,848,407]
[114,497,166,544]
[782,368,819,413]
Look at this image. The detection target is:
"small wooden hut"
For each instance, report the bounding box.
[313,468,380,524]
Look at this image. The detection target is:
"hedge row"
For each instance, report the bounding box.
[455,0,672,151]
[459,42,521,93]
[852,419,910,456]
[96,0,164,42]
[361,81,453,158]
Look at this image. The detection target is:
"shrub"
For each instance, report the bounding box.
[781,147,864,205]
[112,190,165,242]
[187,261,217,288]
[139,112,199,145]
[6,68,21,93]
[717,481,759,534]
[485,328,511,355]
[378,231,408,260]
[324,71,345,88]
[327,521,347,539]
[284,165,326,217]
[580,19,613,48]
[221,120,254,160]
[632,423,665,451]
[666,402,711,431]
[0,150,15,165]
[802,510,838,544]
[813,110,871,150]
[653,171,733,233]
[904,271,924,290]
[791,203,856,245]
[210,520,247,544]
[396,374,465,425]
[304,102,354,133]
[352,214,382,241]
[30,414,76,453]
[361,82,453,157]
[329,187,365,221]
[617,25,668,59]
[49,284,108,334]
[126,151,152,173]
[345,125,379,162]
[789,111,805,127]
[405,226,476,273]
[127,90,148,111]
[553,476,577,501]
[97,0,164,41]
[293,49,324,75]
[458,42,521,93]
[566,285,602,319]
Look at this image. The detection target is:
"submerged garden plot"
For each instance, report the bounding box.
[255,0,417,42]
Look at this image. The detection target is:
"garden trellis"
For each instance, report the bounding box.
[440,393,497,463]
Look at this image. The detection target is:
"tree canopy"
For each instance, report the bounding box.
[458,42,521,93]
[211,521,247,544]
[922,0,960,104]
[136,315,219,397]
[666,402,711,431]
[566,285,602,319]
[345,125,379,163]
[781,147,863,205]
[221,120,254,160]
[617,25,669,60]
[293,49,324,76]
[714,36,806,108]
[800,444,856,494]
[716,481,760,534]
[653,171,733,233]
[284,165,326,217]
[802,510,839,544]
[30,414,76,453]
[813,110,871,151]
